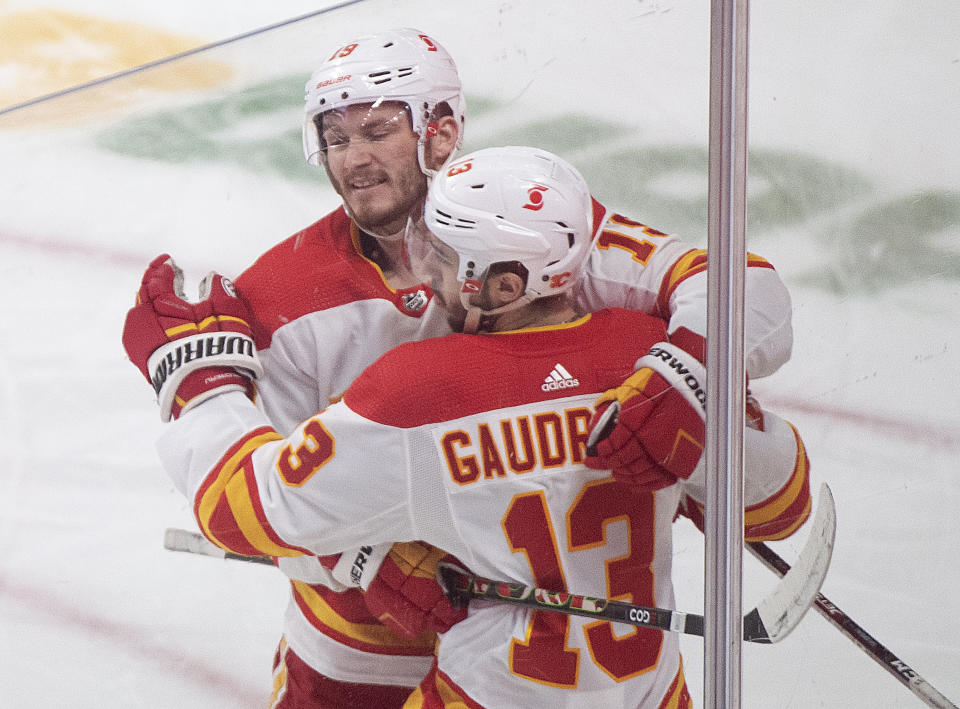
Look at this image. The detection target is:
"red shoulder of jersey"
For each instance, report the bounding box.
[234,207,428,346]
[590,196,608,238]
[344,308,669,427]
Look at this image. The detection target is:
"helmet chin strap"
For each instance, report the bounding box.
[419,122,462,179]
[458,290,533,334]
[417,139,437,179]
[366,225,406,242]
[462,305,482,335]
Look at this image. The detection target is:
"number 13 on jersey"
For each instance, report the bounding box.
[501,478,663,687]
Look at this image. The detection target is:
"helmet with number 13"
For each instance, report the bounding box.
[409,146,596,333]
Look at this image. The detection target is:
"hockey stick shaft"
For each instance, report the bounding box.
[163,486,833,647]
[163,528,761,641]
[439,564,721,638]
[163,528,716,637]
[163,528,274,566]
[748,541,957,709]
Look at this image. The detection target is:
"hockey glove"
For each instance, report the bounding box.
[122,254,262,421]
[362,541,469,639]
[585,340,706,491]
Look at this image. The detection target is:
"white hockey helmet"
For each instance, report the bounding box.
[302,27,466,176]
[414,146,595,328]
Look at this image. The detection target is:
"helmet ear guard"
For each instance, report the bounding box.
[302,28,466,176]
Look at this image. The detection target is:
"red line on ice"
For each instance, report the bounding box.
[0,573,266,705]
[764,396,960,451]
[0,230,154,268]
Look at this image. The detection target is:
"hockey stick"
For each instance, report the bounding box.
[162,486,834,645]
[439,482,835,644]
[163,523,821,644]
[747,540,958,709]
[163,528,275,566]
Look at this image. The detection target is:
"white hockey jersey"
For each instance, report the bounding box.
[229,200,796,688]
[157,309,810,708]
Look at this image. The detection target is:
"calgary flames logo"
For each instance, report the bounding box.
[523,185,548,211]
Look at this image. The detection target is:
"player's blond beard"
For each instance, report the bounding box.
[330,162,427,240]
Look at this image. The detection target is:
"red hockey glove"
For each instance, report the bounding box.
[585,340,706,491]
[362,541,469,639]
[122,254,262,421]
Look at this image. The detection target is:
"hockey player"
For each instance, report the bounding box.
[119,22,795,706]
[237,29,469,706]
[122,146,811,708]
[159,25,798,707]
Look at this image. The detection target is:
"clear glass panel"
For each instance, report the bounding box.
[740,3,960,706]
[1,1,956,706]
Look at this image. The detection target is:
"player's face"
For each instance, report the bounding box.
[320,102,427,236]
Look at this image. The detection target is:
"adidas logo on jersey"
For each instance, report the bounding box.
[542,363,580,392]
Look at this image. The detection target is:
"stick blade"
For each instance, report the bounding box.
[749,483,837,643]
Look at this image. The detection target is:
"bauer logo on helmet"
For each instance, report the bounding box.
[315,75,352,90]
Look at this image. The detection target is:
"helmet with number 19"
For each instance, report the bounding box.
[303,27,466,177]
[410,146,595,331]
